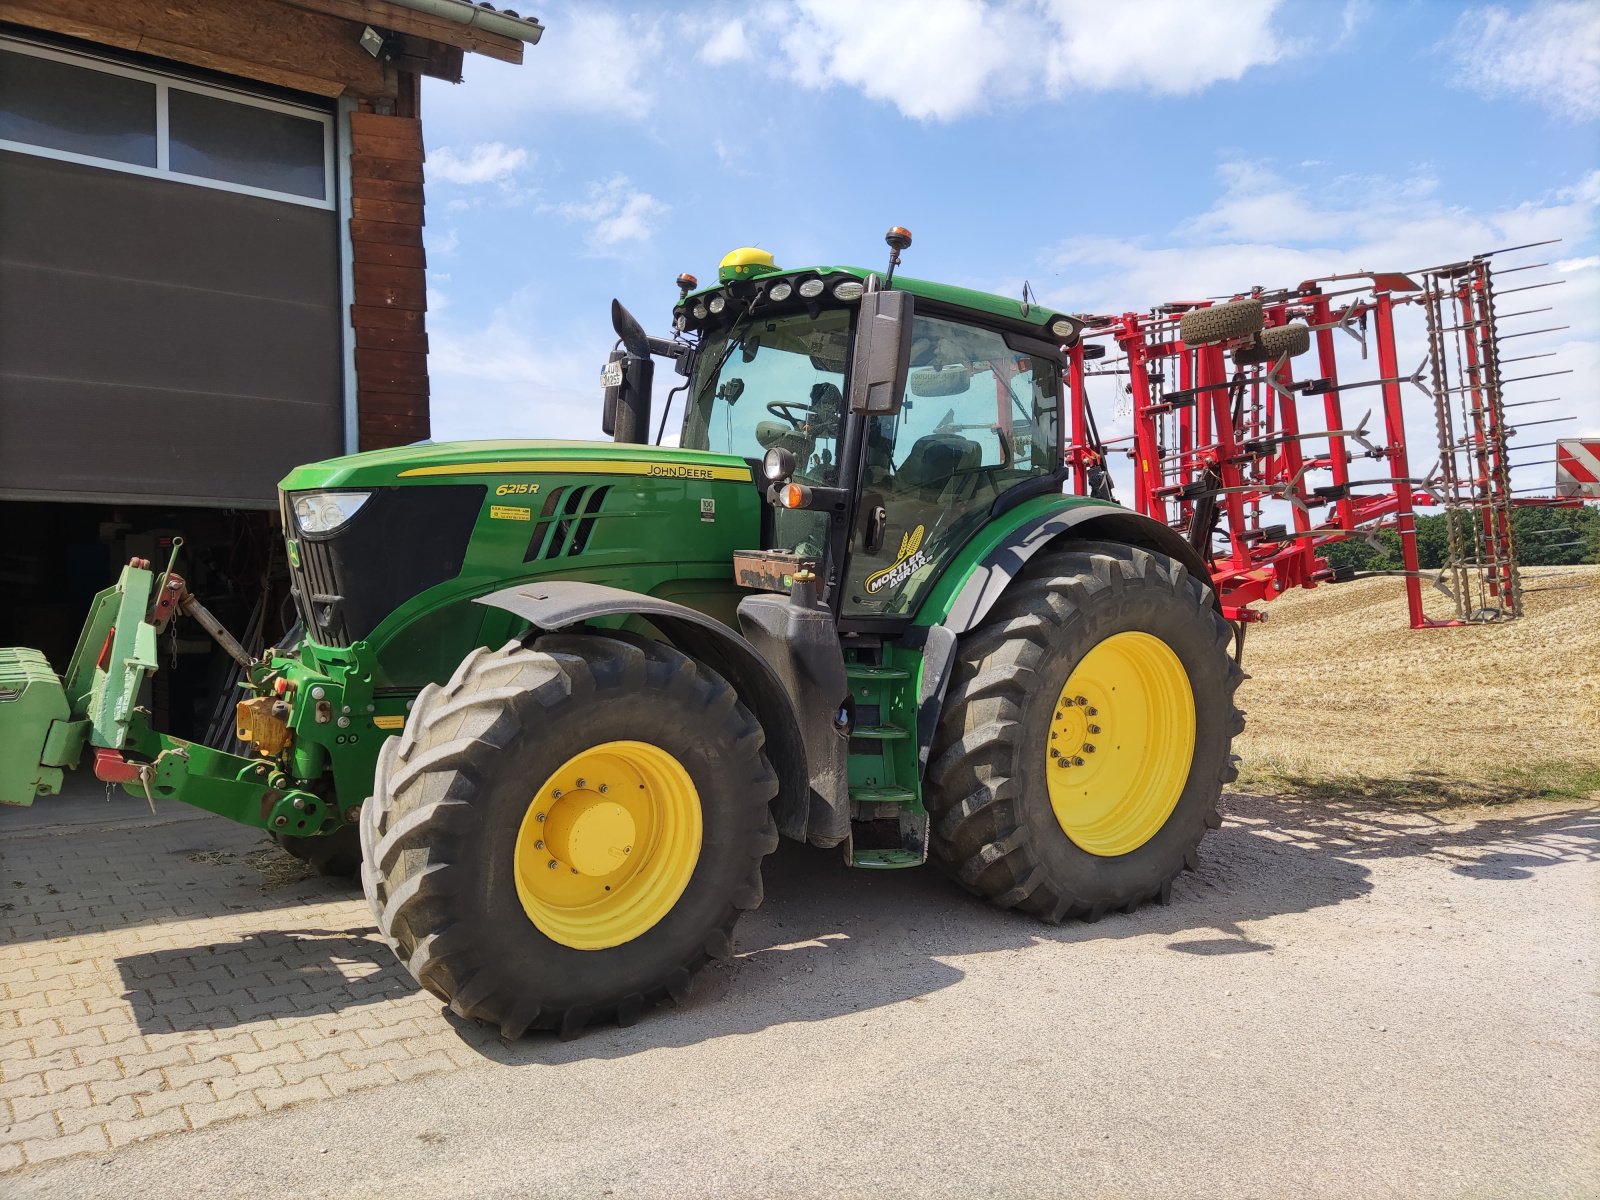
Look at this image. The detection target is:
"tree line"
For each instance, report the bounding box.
[1317,503,1600,571]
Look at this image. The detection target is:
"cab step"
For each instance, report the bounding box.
[845,664,910,681]
[852,723,911,741]
[849,784,918,804]
[851,848,922,869]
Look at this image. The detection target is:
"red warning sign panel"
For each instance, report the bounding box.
[1556,439,1600,499]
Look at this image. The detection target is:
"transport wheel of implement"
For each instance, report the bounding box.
[1178,297,1264,347]
[1233,321,1312,366]
[272,825,360,878]
[925,542,1243,922]
[361,634,778,1038]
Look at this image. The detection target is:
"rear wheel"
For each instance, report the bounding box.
[925,542,1242,921]
[361,634,777,1038]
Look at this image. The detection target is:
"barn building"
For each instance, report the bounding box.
[0,0,542,735]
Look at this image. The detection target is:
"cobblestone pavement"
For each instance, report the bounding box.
[0,785,489,1171]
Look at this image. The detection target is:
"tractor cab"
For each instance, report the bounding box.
[608,230,1086,625]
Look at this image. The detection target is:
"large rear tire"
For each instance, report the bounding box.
[361,634,778,1038]
[925,542,1242,921]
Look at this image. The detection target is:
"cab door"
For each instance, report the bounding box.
[839,312,1065,620]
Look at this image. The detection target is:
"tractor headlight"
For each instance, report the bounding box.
[292,491,372,535]
[767,281,793,302]
[762,446,796,483]
[708,295,726,314]
[832,281,864,301]
[797,278,825,298]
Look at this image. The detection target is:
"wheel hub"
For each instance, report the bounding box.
[1045,631,1195,857]
[544,794,635,877]
[513,740,703,951]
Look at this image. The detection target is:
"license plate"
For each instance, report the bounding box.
[601,360,623,388]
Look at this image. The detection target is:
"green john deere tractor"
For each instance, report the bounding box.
[1,229,1242,1037]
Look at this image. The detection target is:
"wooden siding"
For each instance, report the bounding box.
[349,110,429,449]
[0,0,393,100]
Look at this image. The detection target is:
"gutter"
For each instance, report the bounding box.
[383,0,545,44]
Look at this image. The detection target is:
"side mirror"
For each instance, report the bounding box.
[848,289,913,416]
[604,299,654,443]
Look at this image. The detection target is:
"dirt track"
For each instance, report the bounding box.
[1235,565,1600,786]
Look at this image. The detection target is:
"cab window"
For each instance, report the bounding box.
[844,314,1062,617]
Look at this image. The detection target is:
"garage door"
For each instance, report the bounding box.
[0,39,343,508]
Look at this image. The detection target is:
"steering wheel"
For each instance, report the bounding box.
[766,401,812,430]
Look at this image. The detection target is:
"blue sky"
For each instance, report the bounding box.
[415,0,1599,497]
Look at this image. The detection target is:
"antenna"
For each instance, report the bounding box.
[884,226,912,287]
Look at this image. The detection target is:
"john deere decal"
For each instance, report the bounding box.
[864,525,930,594]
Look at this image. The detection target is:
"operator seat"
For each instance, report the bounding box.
[896,431,981,502]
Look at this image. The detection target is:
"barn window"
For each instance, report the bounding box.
[0,38,333,209]
[0,47,156,166]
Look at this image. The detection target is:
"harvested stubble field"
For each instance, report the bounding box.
[1233,562,1600,803]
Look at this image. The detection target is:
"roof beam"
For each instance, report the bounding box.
[277,0,527,64]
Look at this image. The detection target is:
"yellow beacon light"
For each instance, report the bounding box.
[718,247,780,283]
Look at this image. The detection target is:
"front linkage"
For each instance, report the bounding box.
[1,543,383,841]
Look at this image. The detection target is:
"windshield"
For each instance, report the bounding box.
[681,309,851,485]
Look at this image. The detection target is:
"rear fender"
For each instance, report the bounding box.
[475,582,818,845]
[922,499,1216,636]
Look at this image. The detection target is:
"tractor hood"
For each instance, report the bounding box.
[280,439,753,491]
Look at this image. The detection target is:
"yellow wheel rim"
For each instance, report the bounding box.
[513,740,702,950]
[1045,631,1195,857]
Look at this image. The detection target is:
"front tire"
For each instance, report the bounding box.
[925,542,1242,921]
[361,634,778,1038]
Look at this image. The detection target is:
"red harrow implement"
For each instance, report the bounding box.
[1065,243,1578,629]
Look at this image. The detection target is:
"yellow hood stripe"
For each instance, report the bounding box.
[397,459,752,482]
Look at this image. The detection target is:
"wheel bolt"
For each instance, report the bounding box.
[598,784,609,794]
[552,790,562,800]
[535,811,546,822]
[547,861,559,870]
[534,840,544,850]
[1056,759,1070,769]
[1074,695,1087,706]
[1087,724,1100,734]
[575,778,586,788]
[1086,707,1098,716]
[1083,743,1096,753]
[1050,748,1059,759]
[623,846,632,854]
[1072,756,1085,766]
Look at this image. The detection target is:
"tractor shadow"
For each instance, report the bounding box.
[114,928,412,1033]
[451,788,1599,1064]
[97,789,1596,1044]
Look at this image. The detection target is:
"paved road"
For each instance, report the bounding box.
[3,783,1596,1199]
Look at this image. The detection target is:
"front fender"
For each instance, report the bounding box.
[475,581,812,843]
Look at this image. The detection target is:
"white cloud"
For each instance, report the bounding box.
[1447,2,1600,120]
[555,174,669,253]
[1040,0,1284,95]
[699,18,751,65]
[427,228,460,258]
[429,294,609,442]
[759,0,1287,121]
[427,142,528,185]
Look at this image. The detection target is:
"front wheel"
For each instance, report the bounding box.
[361,634,778,1038]
[925,542,1242,921]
